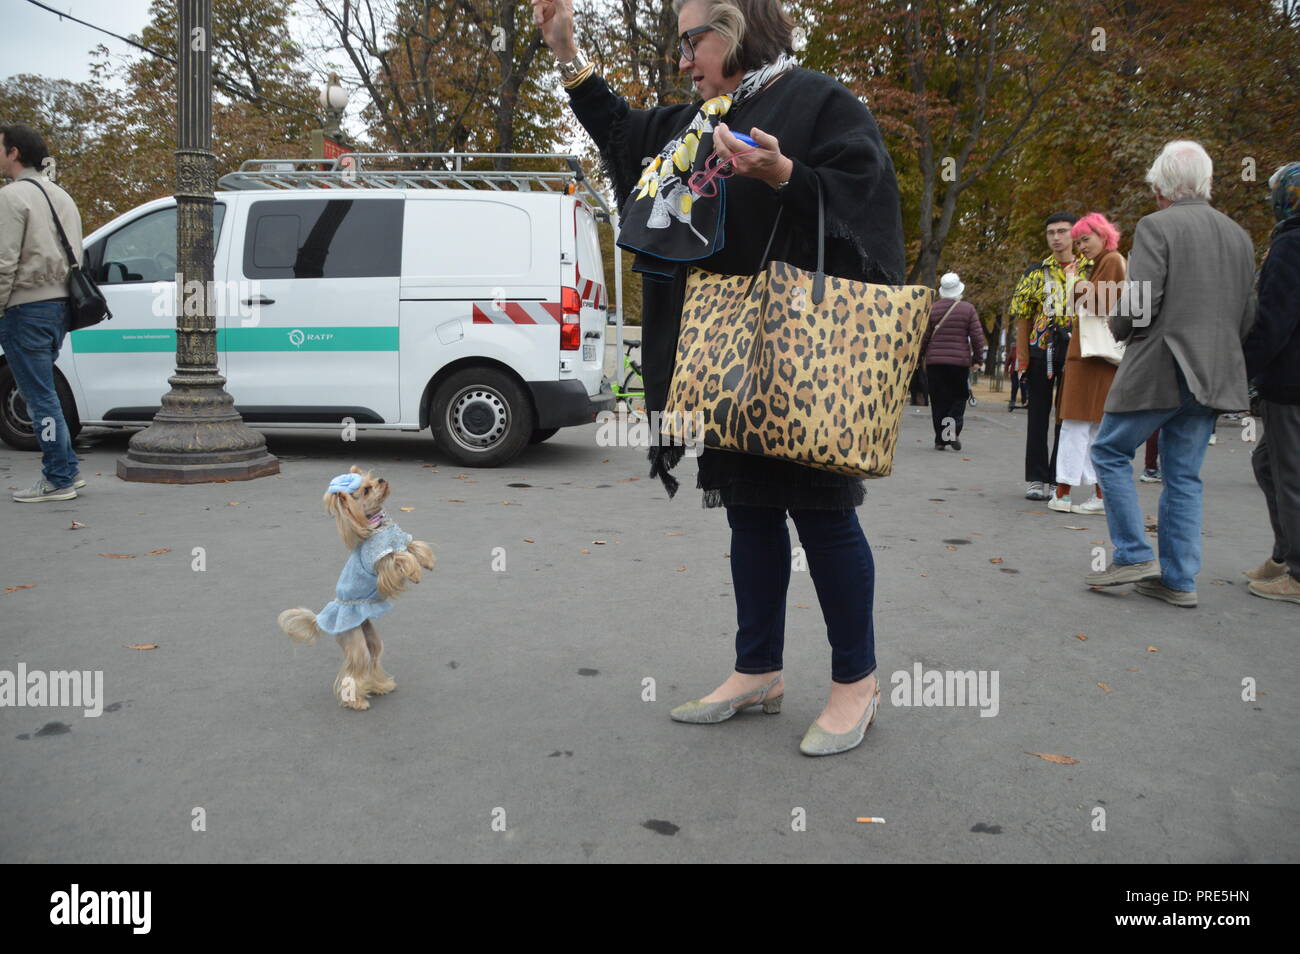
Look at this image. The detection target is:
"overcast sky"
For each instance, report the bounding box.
[2,0,157,86]
[1,0,593,152]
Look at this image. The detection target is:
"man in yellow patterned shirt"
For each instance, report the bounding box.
[1008,212,1092,499]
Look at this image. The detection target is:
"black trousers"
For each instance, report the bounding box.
[927,363,969,445]
[1024,347,1064,483]
[909,366,929,405]
[1253,401,1300,581]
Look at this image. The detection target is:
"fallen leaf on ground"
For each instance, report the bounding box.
[1061,525,1087,531]
[664,531,683,536]
[1074,633,1087,641]
[990,557,1004,564]
[1091,540,1103,545]
[98,553,136,559]
[1147,646,1158,652]
[960,457,971,461]
[522,538,535,543]
[399,506,415,512]
[146,548,171,555]
[68,521,86,530]
[601,458,609,463]
[5,584,36,593]
[795,604,809,609]
[1126,668,1139,672]
[126,643,158,650]
[443,499,465,503]
[227,501,240,506]
[593,540,606,545]
[579,549,591,554]
[676,566,686,571]
[1097,682,1111,693]
[1025,752,1080,765]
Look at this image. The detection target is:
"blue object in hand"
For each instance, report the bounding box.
[729,132,757,147]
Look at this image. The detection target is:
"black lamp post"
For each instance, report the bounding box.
[118,0,278,483]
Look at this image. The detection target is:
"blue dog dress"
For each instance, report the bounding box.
[315,521,415,635]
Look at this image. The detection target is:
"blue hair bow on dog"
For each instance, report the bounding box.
[328,472,363,495]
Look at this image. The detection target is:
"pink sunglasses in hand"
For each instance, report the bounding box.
[688,144,757,198]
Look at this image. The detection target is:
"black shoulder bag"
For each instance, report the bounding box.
[21,179,111,331]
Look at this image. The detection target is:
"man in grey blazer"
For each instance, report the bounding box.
[1085,140,1256,607]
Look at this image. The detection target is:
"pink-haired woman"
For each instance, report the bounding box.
[1049,212,1126,515]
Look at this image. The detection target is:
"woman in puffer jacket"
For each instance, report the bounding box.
[921,272,987,450]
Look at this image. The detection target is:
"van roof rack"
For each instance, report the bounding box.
[216,151,611,217]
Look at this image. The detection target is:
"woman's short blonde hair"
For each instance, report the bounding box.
[673,0,795,75]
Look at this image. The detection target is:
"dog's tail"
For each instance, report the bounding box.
[278,608,324,646]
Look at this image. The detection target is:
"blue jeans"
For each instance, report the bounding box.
[1091,369,1217,592]
[725,504,876,683]
[0,300,80,486]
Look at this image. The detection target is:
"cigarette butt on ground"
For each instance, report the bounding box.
[855,817,886,824]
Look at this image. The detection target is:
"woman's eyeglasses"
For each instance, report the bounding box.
[688,145,755,198]
[679,24,714,62]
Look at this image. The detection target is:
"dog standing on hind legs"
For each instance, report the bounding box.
[278,467,435,710]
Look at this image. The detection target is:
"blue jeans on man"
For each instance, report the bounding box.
[0,299,80,487]
[1091,367,1218,593]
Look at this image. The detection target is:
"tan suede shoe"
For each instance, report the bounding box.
[1248,575,1300,604]
[1244,558,1288,582]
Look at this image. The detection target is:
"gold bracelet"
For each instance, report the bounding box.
[561,62,596,90]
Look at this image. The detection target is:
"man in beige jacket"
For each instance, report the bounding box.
[0,123,85,502]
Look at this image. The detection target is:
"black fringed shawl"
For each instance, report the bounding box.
[567,66,906,508]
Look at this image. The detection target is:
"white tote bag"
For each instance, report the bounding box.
[1077,304,1125,366]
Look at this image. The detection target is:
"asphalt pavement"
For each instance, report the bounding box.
[0,394,1295,863]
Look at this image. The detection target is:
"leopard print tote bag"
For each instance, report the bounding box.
[662,178,933,477]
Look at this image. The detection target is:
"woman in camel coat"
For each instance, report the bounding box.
[1051,212,1126,515]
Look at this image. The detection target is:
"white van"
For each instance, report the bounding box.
[0,152,618,466]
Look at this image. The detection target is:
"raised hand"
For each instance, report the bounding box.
[531,0,578,60]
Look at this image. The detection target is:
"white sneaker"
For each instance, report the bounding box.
[12,478,77,503]
[1025,481,1048,500]
[1072,496,1106,515]
[1048,496,1073,512]
[1208,433,1217,445]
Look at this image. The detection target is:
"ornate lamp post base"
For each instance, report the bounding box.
[117,371,279,483]
[118,1,279,485]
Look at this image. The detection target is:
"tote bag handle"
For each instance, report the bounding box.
[746,174,827,305]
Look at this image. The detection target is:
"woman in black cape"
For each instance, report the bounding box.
[534,0,907,755]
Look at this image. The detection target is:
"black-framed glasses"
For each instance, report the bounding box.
[679,24,714,62]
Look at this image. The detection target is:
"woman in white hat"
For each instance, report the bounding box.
[919,272,986,450]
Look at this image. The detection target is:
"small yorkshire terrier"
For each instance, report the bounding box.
[278,466,435,710]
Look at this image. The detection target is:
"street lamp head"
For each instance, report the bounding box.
[319,74,350,114]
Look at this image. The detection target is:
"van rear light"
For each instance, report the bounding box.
[561,286,581,350]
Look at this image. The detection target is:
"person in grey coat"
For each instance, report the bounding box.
[1085,141,1256,607]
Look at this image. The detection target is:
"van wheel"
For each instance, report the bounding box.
[528,428,559,444]
[0,365,82,452]
[431,367,535,467]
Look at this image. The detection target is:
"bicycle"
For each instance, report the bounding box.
[610,338,646,408]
